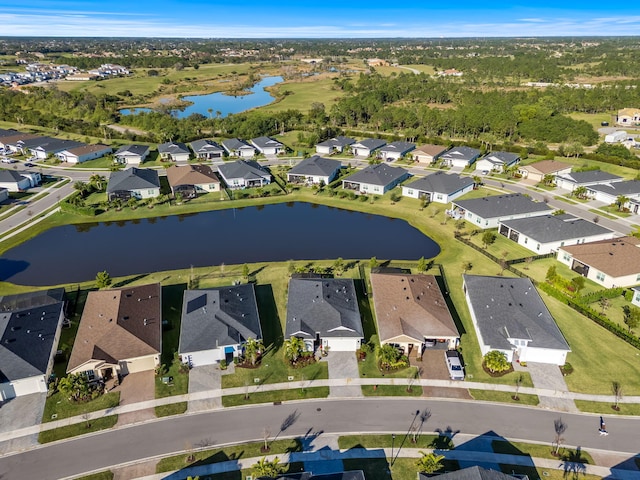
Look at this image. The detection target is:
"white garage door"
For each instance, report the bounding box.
[327,337,361,352]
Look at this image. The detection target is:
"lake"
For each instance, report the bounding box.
[119,76,283,118]
[0,202,440,286]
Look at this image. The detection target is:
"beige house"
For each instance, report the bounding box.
[616,108,640,126]
[411,144,448,164]
[517,160,572,183]
[166,164,220,198]
[67,284,162,381]
[370,273,459,356]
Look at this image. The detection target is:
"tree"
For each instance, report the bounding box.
[283,336,306,364]
[417,256,427,273]
[89,174,106,191]
[612,381,623,410]
[58,373,92,402]
[377,343,401,370]
[553,418,567,455]
[570,276,585,295]
[622,305,640,333]
[252,457,284,479]
[415,451,445,474]
[369,256,379,269]
[242,263,250,279]
[514,373,524,401]
[542,174,555,186]
[463,262,473,273]
[73,180,89,195]
[243,338,264,366]
[333,257,345,276]
[483,350,510,374]
[481,231,496,249]
[598,297,610,315]
[546,265,557,283]
[95,270,112,289]
[615,195,630,212]
[573,185,587,199]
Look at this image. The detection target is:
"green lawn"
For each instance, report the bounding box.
[222,386,330,406]
[155,401,188,417]
[575,400,640,415]
[469,389,539,406]
[42,391,120,423]
[260,75,344,113]
[38,415,118,443]
[73,471,114,480]
[361,384,423,396]
[492,440,593,464]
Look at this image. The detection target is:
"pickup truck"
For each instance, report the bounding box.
[445,350,465,380]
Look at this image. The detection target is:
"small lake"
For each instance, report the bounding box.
[119,76,283,118]
[0,202,440,286]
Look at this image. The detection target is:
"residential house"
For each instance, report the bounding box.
[349,138,387,157]
[285,278,363,352]
[158,142,190,162]
[178,284,262,367]
[463,275,571,365]
[616,108,640,126]
[280,472,365,480]
[419,466,525,480]
[287,155,341,185]
[439,146,481,168]
[402,171,474,204]
[342,163,409,195]
[217,160,271,189]
[517,160,572,183]
[411,144,448,164]
[0,170,34,192]
[475,151,520,173]
[315,136,355,155]
[450,193,553,229]
[370,273,459,355]
[20,137,84,159]
[586,180,640,209]
[190,139,225,160]
[56,144,112,164]
[0,187,8,203]
[251,136,285,155]
[0,289,65,400]
[498,214,615,255]
[114,145,150,166]
[557,237,640,288]
[106,167,161,201]
[166,164,220,198]
[67,284,162,380]
[631,286,640,308]
[0,133,40,152]
[222,138,256,158]
[377,141,415,161]
[554,170,624,193]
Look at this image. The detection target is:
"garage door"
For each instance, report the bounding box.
[327,337,361,352]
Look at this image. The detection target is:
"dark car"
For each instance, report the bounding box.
[24,162,35,167]
[601,121,609,126]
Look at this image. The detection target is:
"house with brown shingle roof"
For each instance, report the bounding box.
[166,164,220,198]
[616,108,640,126]
[517,160,572,183]
[67,284,162,380]
[370,273,459,355]
[557,237,640,288]
[411,145,448,164]
[56,144,112,164]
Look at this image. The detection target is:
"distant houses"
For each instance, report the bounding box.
[251,136,284,156]
[217,160,271,189]
[56,144,112,164]
[350,139,386,157]
[411,144,447,164]
[315,136,355,155]
[222,138,256,158]
[475,151,520,173]
[377,141,415,161]
[190,139,224,160]
[616,108,640,126]
[554,170,624,193]
[158,142,190,163]
[517,160,571,183]
[439,146,481,168]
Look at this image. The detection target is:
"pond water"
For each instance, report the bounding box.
[119,76,283,118]
[0,202,440,286]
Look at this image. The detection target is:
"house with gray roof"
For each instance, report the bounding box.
[342,163,409,195]
[106,167,160,201]
[222,138,256,158]
[217,160,271,189]
[287,156,342,185]
[586,180,640,208]
[0,187,8,204]
[0,170,33,192]
[114,144,150,166]
[475,151,520,173]
[178,285,262,367]
[190,139,224,160]
[402,171,474,204]
[555,170,624,192]
[463,275,570,365]
[450,193,553,229]
[439,146,481,168]
[251,136,284,155]
[419,466,525,480]
[0,289,65,400]
[19,137,84,160]
[377,141,415,161]
[498,214,615,255]
[285,278,363,352]
[158,142,190,162]
[315,136,355,155]
[349,138,387,157]
[56,144,112,164]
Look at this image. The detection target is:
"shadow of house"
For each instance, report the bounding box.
[162,450,241,480]
[452,430,533,474]
[255,284,283,348]
[605,453,640,479]
[161,283,188,365]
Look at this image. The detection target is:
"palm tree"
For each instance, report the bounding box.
[73,180,89,195]
[243,338,264,366]
[616,195,630,212]
[377,343,400,370]
[89,174,106,191]
[283,336,305,364]
[573,185,587,199]
[415,451,445,474]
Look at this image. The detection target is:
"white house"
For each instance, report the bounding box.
[402,171,474,204]
[56,144,112,164]
[287,155,341,185]
[178,285,262,367]
[190,139,225,160]
[0,170,33,192]
[557,237,640,288]
[0,187,8,203]
[439,146,481,168]
[377,141,415,161]
[106,167,161,201]
[463,275,570,365]
[498,214,615,254]
[450,193,553,229]
[586,180,640,206]
[315,136,355,155]
[114,145,150,165]
[251,136,284,155]
[616,108,640,126]
[158,142,190,162]
[475,151,520,173]
[554,170,624,192]
[222,138,256,158]
[411,144,448,164]
[350,138,387,157]
[342,163,409,195]
[631,286,640,308]
[285,278,363,352]
[21,137,84,159]
[217,160,271,189]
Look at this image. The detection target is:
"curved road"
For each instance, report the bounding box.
[0,399,638,480]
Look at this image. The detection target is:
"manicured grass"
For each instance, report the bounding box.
[221,386,329,406]
[492,440,594,464]
[42,391,120,423]
[339,434,455,450]
[469,389,539,406]
[588,208,617,220]
[358,350,419,380]
[260,75,344,113]
[38,415,118,443]
[73,471,114,480]
[499,464,602,480]
[221,354,328,388]
[511,257,603,296]
[361,384,423,396]
[155,438,303,473]
[575,400,640,415]
[459,229,535,261]
[596,204,632,218]
[155,401,188,417]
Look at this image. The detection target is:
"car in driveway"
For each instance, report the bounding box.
[445,350,464,380]
[24,162,35,167]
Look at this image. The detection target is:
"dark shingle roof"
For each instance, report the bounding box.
[556,170,622,185]
[440,146,481,162]
[404,171,474,194]
[179,285,262,354]
[482,151,520,165]
[316,136,355,148]
[379,141,415,154]
[500,214,613,244]
[251,136,283,149]
[0,170,26,183]
[352,138,387,150]
[23,137,84,153]
[343,163,408,187]
[285,278,363,339]
[587,180,640,196]
[289,156,341,177]
[114,144,150,157]
[453,193,552,219]
[419,466,521,480]
[222,138,254,151]
[463,275,570,351]
[217,160,270,181]
[190,139,224,153]
[158,142,189,155]
[107,167,160,193]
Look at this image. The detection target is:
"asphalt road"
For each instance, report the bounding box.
[0,399,638,480]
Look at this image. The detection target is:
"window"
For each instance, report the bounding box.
[436,194,443,200]
[83,370,96,381]
[407,189,413,195]
[524,238,528,244]
[148,190,154,195]
[560,241,565,247]
[596,272,605,282]
[563,253,571,262]
[636,274,640,282]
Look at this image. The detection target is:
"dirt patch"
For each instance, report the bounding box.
[107,124,150,137]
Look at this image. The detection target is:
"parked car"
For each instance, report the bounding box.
[24,162,34,167]
[423,338,437,348]
[601,121,609,126]
[445,350,465,380]
[1,157,16,164]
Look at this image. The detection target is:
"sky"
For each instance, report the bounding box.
[1,0,639,38]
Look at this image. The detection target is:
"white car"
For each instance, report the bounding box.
[445,350,465,380]
[1,157,17,164]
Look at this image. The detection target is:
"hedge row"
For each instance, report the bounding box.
[577,287,625,305]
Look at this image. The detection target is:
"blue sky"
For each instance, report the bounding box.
[1,1,639,37]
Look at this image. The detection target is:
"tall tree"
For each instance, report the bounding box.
[95,270,112,289]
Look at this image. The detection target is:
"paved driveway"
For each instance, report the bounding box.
[326,351,362,398]
[187,364,223,412]
[419,349,471,399]
[526,362,578,412]
[115,371,156,426]
[0,392,46,453]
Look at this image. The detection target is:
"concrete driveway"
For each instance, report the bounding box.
[115,371,156,426]
[187,364,223,412]
[526,362,577,412]
[0,392,46,453]
[326,351,362,398]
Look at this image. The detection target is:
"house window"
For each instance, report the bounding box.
[560,241,565,247]
[436,194,443,200]
[563,253,571,262]
[83,370,96,381]
[476,218,481,224]
[636,274,640,282]
[635,293,640,302]
[524,238,528,244]
[536,244,540,251]
[407,189,414,195]
[148,190,154,195]
[596,272,605,282]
